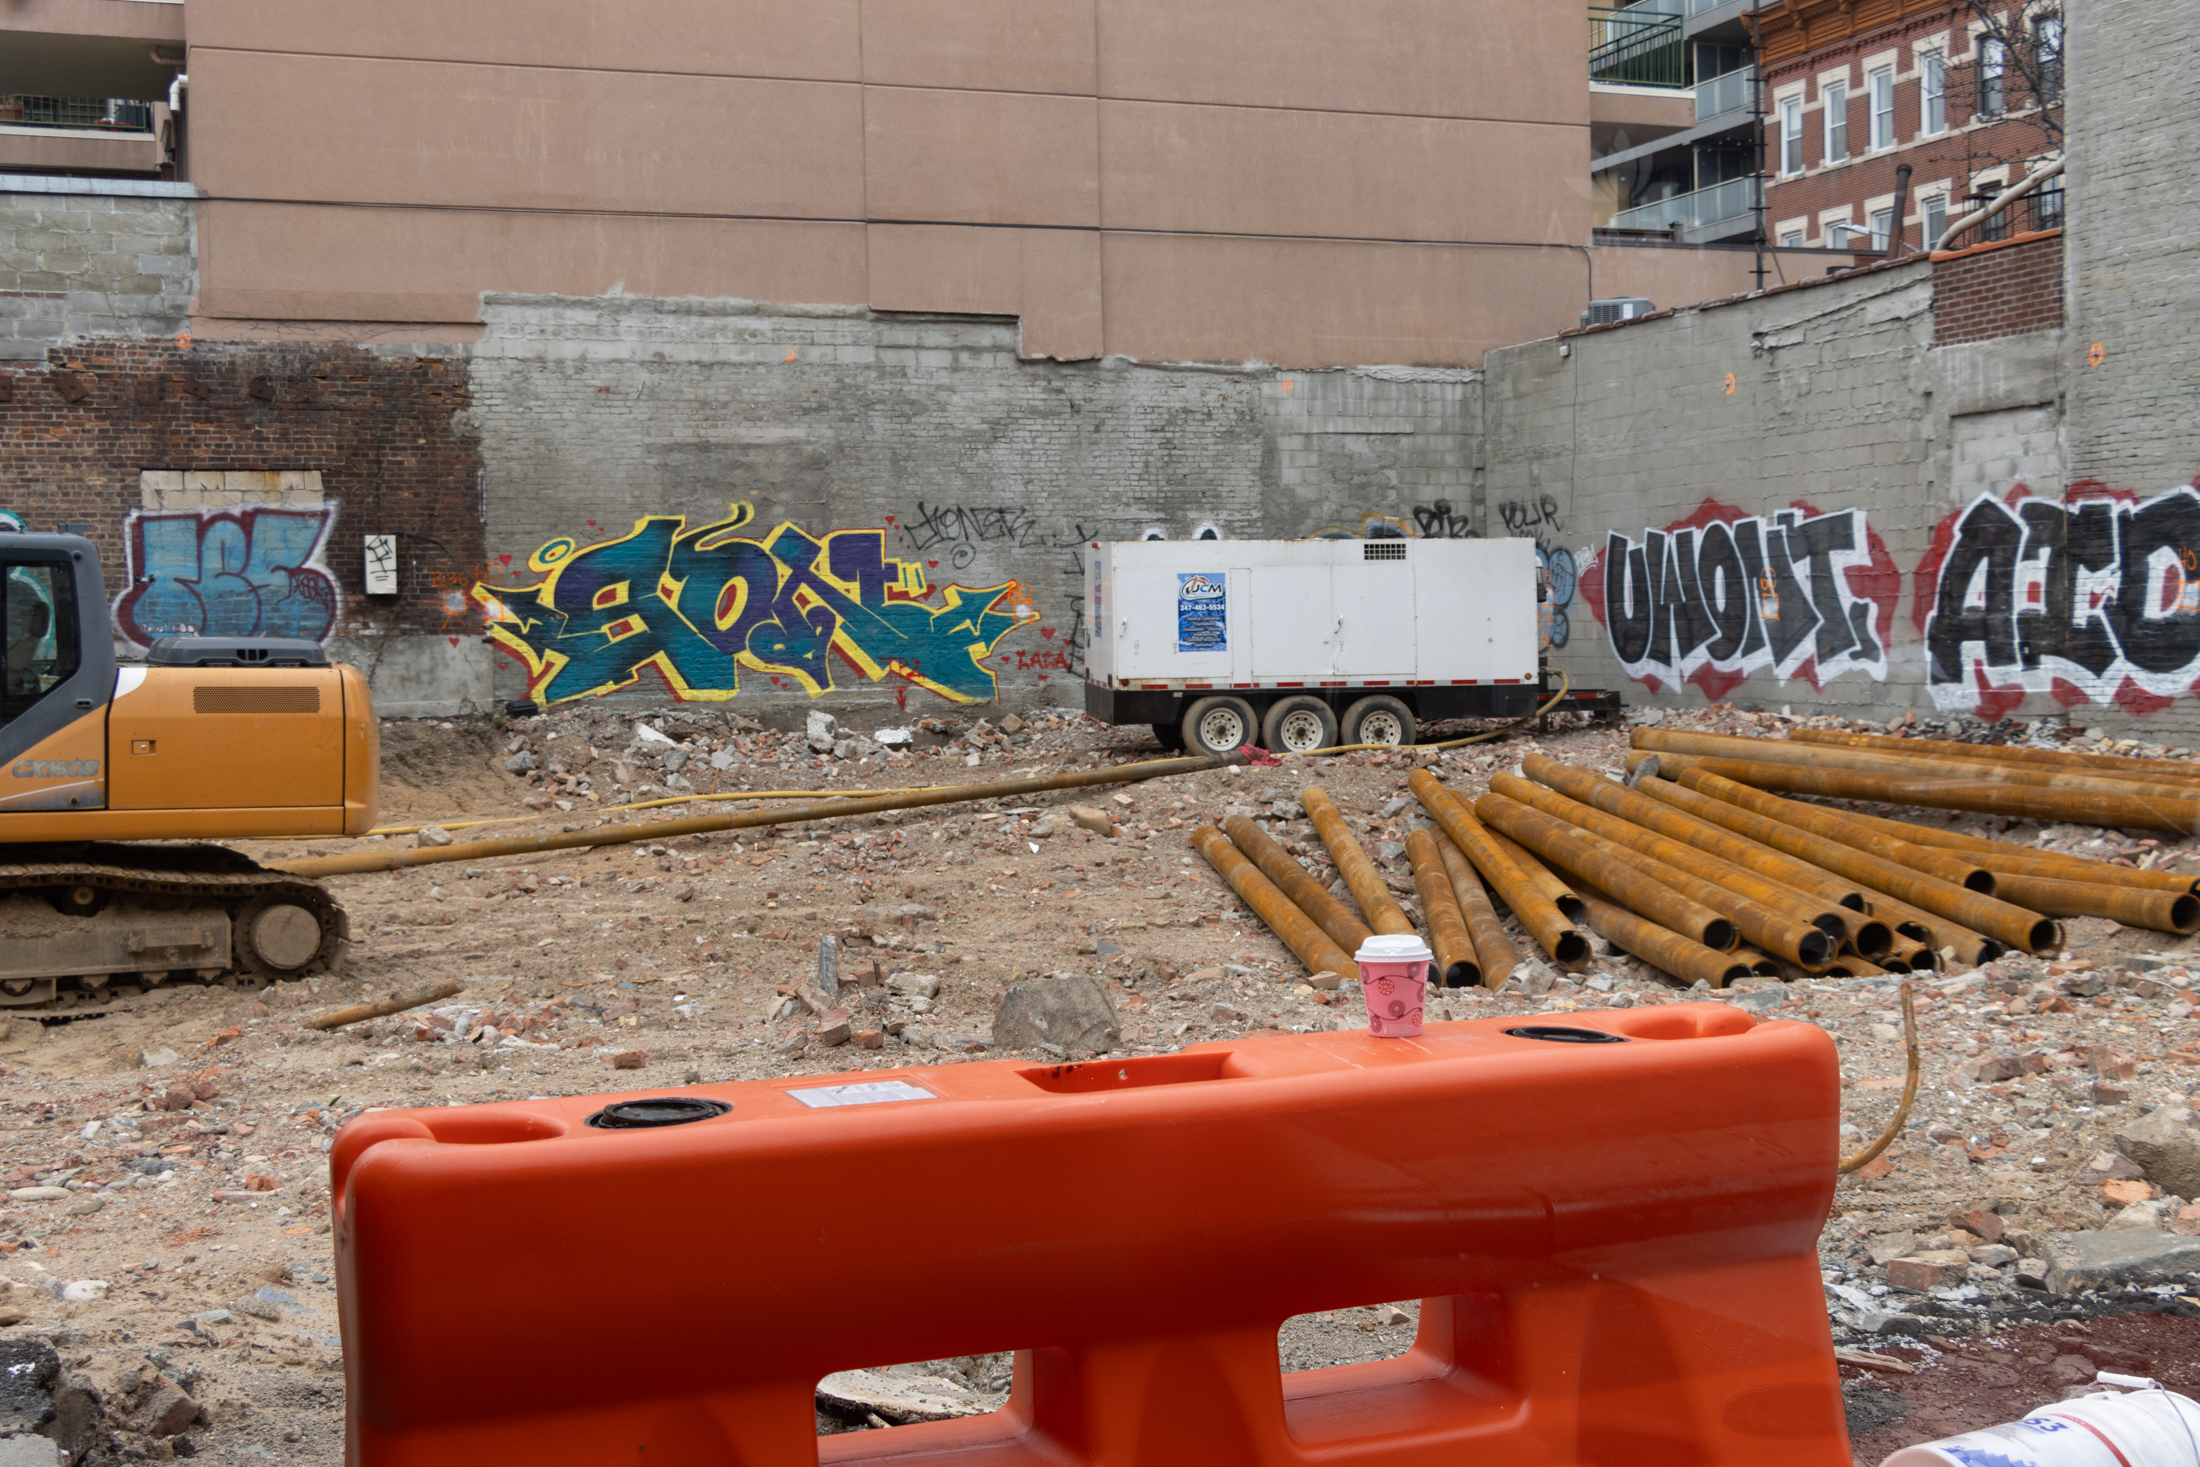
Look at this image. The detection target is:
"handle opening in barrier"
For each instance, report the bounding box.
[1280,1293,1523,1448]
[1018,1052,1231,1093]
[815,1353,1022,1462]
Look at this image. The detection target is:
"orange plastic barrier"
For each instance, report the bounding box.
[332,1005,1849,1466]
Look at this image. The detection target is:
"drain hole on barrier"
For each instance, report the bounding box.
[1279,1301,1422,1373]
[585,1097,731,1129]
[1503,1025,1628,1044]
[815,1355,1014,1438]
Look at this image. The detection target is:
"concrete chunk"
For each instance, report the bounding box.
[2042,1228,2200,1295]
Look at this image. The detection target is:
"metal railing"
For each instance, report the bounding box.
[1610,176,1760,232]
[0,96,154,132]
[1591,7,1685,88]
[1695,65,1755,121]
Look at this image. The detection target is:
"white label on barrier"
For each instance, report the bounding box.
[789,1080,938,1109]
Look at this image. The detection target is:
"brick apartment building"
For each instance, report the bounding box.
[1757,0,2064,255]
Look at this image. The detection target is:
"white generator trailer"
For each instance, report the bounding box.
[1081,538,1614,755]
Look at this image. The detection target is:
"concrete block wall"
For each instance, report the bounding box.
[464,295,1482,725]
[0,188,194,359]
[2064,0,2200,495]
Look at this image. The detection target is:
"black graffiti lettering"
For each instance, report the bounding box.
[1413,500,1477,539]
[1696,522,1752,663]
[1926,497,2024,685]
[1601,508,1885,690]
[1497,495,1564,539]
[2015,500,2071,673]
[1788,509,1863,667]
[2110,493,2200,675]
[1605,531,1653,666]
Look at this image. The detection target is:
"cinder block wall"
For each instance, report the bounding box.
[0,190,193,358]
[2064,0,2200,493]
[466,295,1482,725]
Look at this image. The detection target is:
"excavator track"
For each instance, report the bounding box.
[0,843,347,1017]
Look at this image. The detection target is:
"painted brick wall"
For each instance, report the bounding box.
[0,342,486,709]
[2063,0,2200,493]
[465,295,1483,724]
[0,190,194,359]
[1932,230,2066,345]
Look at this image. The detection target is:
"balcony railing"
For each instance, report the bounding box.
[1591,7,1685,88]
[0,96,154,132]
[1695,65,1756,121]
[1611,176,1760,232]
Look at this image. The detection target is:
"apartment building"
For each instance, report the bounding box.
[1589,0,1767,244]
[3,0,1834,369]
[1757,0,2063,255]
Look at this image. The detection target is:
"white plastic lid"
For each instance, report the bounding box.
[1355,934,1433,962]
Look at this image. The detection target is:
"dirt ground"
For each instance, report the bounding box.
[0,701,2194,1464]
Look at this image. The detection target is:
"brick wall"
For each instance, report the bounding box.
[1932,229,2066,344]
[0,341,483,643]
[2063,0,2200,492]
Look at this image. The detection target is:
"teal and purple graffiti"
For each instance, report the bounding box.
[478,504,1039,706]
[113,503,341,649]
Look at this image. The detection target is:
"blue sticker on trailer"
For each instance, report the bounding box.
[1176,573,1226,653]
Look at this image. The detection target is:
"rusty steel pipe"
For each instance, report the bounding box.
[1635,726,2200,805]
[1520,753,1883,944]
[1474,793,1739,952]
[1789,726,2200,783]
[1835,809,2200,897]
[1668,767,1997,893]
[1729,947,1783,978]
[1191,826,1357,980]
[1621,749,2200,835]
[1433,830,1518,990]
[278,752,1248,878]
[1222,815,1373,955]
[1572,891,1752,990]
[1628,774,2062,955]
[1302,786,1415,937]
[1404,830,1481,988]
[1408,770,1590,970]
[1482,828,1590,924]
[1986,872,2200,934]
[1859,895,1984,968]
[1491,770,1843,965]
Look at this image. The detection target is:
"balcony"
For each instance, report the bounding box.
[0,93,164,176]
[1591,7,1685,89]
[1610,176,1760,237]
[0,95,153,131]
[1694,66,1756,123]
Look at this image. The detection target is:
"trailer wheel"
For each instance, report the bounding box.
[1260,696,1338,755]
[1342,695,1417,748]
[1181,696,1257,756]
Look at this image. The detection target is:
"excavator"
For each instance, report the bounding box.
[0,528,376,1013]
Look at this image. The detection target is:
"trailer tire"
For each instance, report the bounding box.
[1181,696,1258,756]
[1341,695,1417,748]
[1260,696,1338,755]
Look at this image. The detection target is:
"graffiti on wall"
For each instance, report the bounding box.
[1918,484,2200,719]
[1494,496,1578,650]
[1581,498,1897,701]
[113,502,341,649]
[478,504,1039,706]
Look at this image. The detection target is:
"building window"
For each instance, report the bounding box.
[1868,67,1895,149]
[1922,194,1948,250]
[2035,18,2064,102]
[1920,53,1946,134]
[1779,97,1804,174]
[1824,81,1848,162]
[1870,208,1895,252]
[1980,38,2006,116]
[2037,174,2066,229]
[1980,185,2009,241]
[1779,230,1804,248]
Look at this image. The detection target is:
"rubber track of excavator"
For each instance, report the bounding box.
[0,843,345,1016]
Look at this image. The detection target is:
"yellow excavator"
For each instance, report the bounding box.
[0,529,376,1012]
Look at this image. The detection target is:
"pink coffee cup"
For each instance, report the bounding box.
[1354,934,1432,1038]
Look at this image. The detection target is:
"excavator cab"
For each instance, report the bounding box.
[0,529,378,1010]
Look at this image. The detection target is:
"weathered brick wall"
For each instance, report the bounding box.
[0,341,484,672]
[1932,230,2066,345]
[2063,0,2200,493]
[0,187,194,359]
[466,295,1483,724]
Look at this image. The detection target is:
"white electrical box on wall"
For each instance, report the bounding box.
[363,535,398,594]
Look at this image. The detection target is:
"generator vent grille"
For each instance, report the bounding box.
[1362,542,1408,561]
